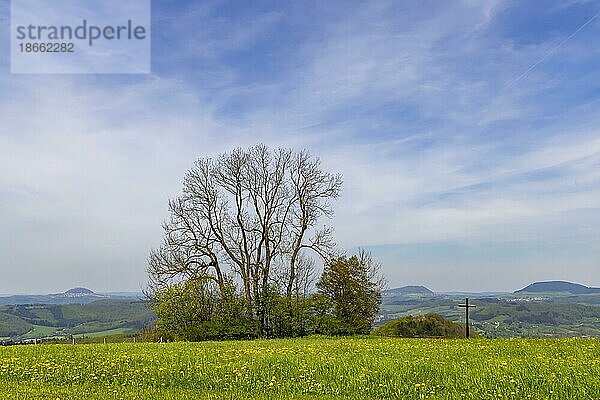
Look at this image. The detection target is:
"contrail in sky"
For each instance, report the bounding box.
[505,9,600,88]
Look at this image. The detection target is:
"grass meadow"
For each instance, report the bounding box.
[1,336,599,399]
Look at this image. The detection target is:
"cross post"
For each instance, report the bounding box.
[458,298,476,338]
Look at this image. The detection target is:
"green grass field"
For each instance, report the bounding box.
[1,337,599,399]
[21,325,60,339]
[73,327,135,339]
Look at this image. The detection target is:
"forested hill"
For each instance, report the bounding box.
[383,286,434,296]
[515,281,600,294]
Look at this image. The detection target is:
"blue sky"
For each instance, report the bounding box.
[0,0,599,293]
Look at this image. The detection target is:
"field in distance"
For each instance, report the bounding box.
[3,281,600,341]
[0,299,155,341]
[380,282,600,338]
[1,337,599,399]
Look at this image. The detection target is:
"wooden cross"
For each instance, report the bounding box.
[458,298,476,338]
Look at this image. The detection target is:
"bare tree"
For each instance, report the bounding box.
[147,144,342,335]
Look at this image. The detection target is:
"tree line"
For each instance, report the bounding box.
[146,145,384,340]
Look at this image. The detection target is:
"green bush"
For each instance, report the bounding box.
[372,313,471,338]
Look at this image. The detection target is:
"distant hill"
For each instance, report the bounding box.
[515,281,600,295]
[0,288,143,306]
[53,287,104,299]
[62,287,95,295]
[384,286,434,296]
